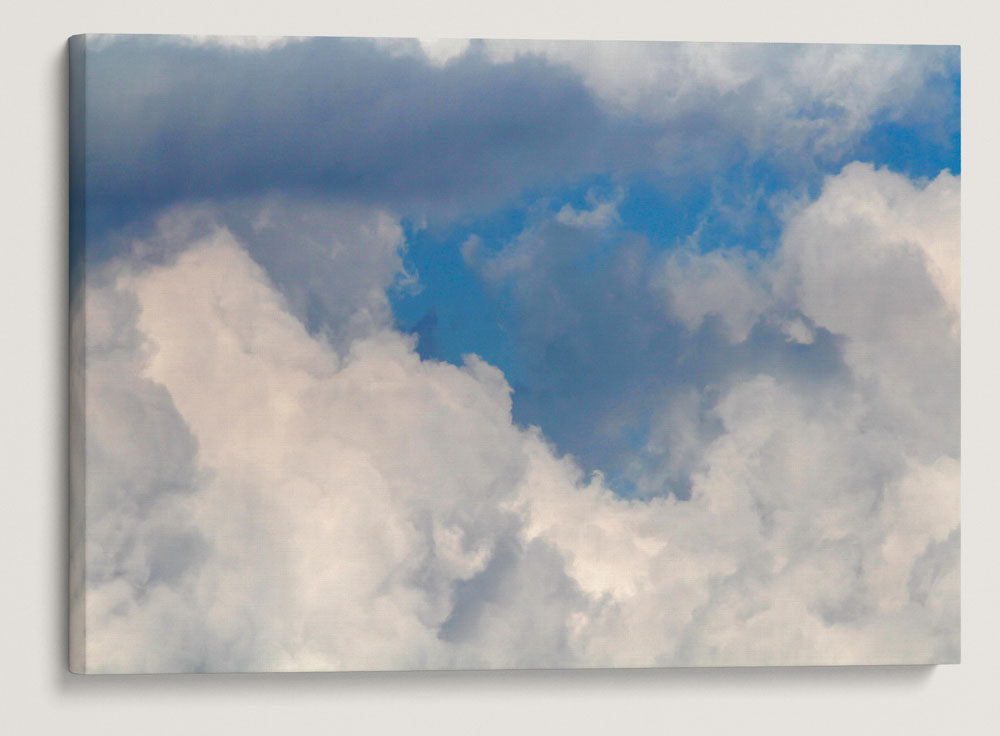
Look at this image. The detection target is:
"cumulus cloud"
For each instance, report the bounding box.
[653,247,770,343]
[484,41,958,162]
[776,163,961,460]
[81,224,576,671]
[75,160,958,671]
[555,187,625,229]
[92,197,409,348]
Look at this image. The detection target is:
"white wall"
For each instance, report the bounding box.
[3,1,997,733]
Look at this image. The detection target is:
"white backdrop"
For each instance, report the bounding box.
[3,1,997,733]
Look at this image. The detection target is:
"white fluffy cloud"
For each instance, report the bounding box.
[74,163,959,671]
[653,247,770,343]
[81,223,568,671]
[777,163,960,460]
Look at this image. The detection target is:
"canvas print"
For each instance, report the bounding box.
[68,35,960,673]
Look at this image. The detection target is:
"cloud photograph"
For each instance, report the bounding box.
[69,35,960,673]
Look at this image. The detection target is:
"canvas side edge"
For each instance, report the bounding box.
[68,33,87,675]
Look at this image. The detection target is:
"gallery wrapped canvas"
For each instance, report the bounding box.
[68,35,960,673]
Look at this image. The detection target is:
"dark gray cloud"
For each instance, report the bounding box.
[81,37,958,241]
[83,36,643,236]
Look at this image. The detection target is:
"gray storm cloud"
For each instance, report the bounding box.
[77,37,957,243]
